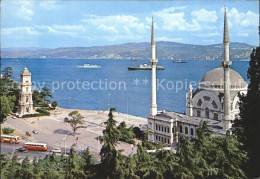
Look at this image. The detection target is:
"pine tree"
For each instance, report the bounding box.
[100,108,124,178]
[232,47,260,177]
[20,156,34,179]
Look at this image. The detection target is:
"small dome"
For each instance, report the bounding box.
[199,67,247,90]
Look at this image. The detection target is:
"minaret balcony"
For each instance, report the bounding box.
[222,61,232,68]
[150,58,158,64]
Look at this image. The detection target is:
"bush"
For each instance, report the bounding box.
[36,108,50,115]
[22,113,46,118]
[51,101,58,108]
[133,127,143,139]
[2,127,14,134]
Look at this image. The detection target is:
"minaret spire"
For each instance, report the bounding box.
[150,16,158,116]
[222,7,232,130]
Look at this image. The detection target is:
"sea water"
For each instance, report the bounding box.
[1,58,249,117]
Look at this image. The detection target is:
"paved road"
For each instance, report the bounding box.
[1,142,50,160]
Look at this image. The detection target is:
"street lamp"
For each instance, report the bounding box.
[63,134,67,155]
[107,94,111,110]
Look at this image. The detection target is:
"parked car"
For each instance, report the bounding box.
[16,148,28,153]
[32,130,38,134]
[51,147,62,153]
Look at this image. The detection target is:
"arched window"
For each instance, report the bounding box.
[26,107,29,113]
[213,113,218,120]
[205,107,209,118]
[191,128,194,136]
[212,100,217,109]
[197,99,202,106]
[235,102,239,109]
[180,125,183,133]
[26,96,29,102]
[26,87,29,92]
[197,110,201,117]
[185,127,188,134]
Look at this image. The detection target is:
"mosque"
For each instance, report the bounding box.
[147,9,248,147]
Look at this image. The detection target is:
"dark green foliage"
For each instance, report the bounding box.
[0,96,11,123]
[117,121,136,144]
[22,113,48,118]
[0,67,19,114]
[232,47,260,177]
[100,108,124,178]
[51,101,58,108]
[36,108,51,115]
[2,127,14,134]
[33,87,53,107]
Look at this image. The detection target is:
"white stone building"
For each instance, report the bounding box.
[18,67,34,116]
[148,9,248,147]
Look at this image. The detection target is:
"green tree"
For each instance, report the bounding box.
[52,101,58,109]
[100,108,124,178]
[20,156,34,179]
[232,47,260,177]
[64,111,87,136]
[0,95,11,123]
[1,153,21,179]
[2,67,13,81]
[80,147,97,177]
[64,144,85,179]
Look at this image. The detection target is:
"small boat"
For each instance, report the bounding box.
[128,63,165,71]
[173,60,187,63]
[77,64,101,68]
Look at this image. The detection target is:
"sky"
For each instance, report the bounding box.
[1,0,259,48]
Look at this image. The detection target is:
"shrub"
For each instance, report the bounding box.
[36,108,50,115]
[2,127,14,134]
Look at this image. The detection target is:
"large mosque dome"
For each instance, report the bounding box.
[198,67,247,90]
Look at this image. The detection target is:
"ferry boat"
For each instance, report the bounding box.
[77,64,101,68]
[128,63,165,71]
[172,60,187,63]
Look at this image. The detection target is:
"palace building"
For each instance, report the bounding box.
[147,9,248,147]
[18,67,34,116]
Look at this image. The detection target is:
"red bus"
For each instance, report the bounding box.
[24,142,48,151]
[0,135,20,144]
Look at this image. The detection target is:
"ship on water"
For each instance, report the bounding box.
[128,63,165,71]
[172,60,187,63]
[77,64,101,68]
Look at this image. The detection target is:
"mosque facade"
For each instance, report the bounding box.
[147,9,248,147]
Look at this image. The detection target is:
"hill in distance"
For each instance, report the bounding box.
[1,41,255,61]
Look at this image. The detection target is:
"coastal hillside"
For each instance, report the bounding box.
[1,41,254,60]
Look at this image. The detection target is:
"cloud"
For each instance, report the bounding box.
[227,8,258,27]
[154,6,201,31]
[157,36,183,42]
[1,27,39,36]
[191,9,218,22]
[237,32,249,37]
[82,14,149,35]
[35,25,86,36]
[16,1,34,21]
[39,1,60,10]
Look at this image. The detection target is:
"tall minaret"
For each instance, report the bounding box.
[222,7,232,130]
[150,17,158,116]
[186,83,193,116]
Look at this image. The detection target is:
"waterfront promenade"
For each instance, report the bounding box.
[2,108,147,159]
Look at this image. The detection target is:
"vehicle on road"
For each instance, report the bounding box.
[32,130,38,134]
[16,148,28,153]
[51,147,62,153]
[24,142,48,151]
[0,135,20,144]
